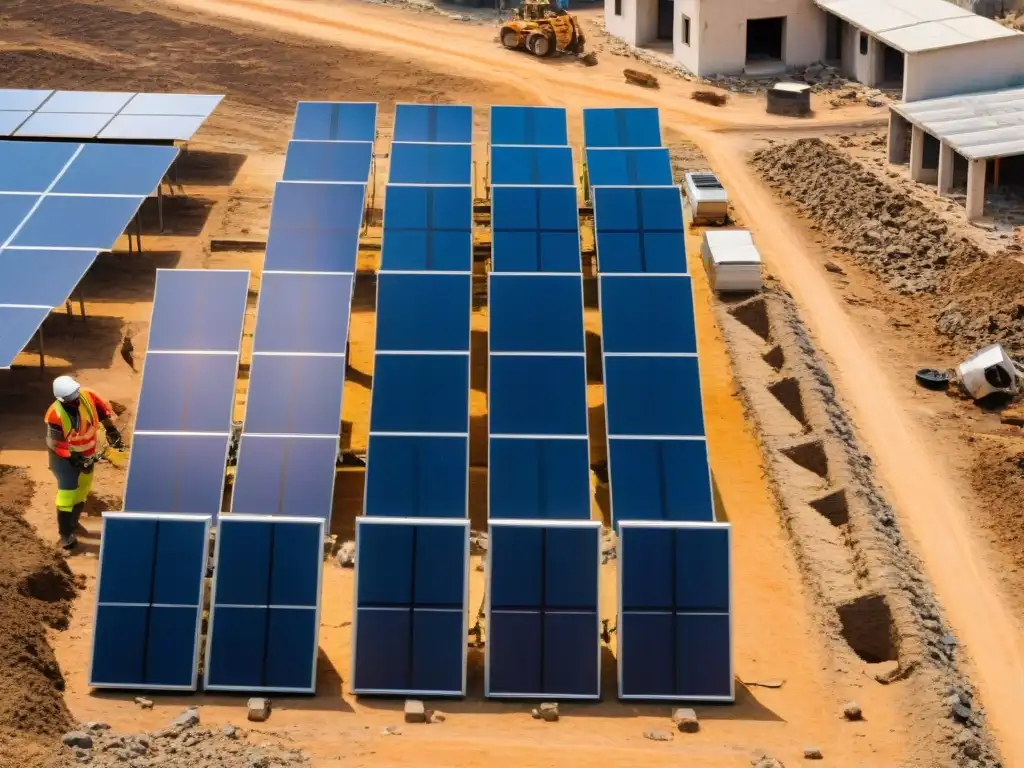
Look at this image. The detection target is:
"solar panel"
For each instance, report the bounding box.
[40,91,135,113]
[491,186,581,273]
[490,105,568,146]
[582,107,662,148]
[98,115,209,142]
[489,438,591,520]
[283,141,374,183]
[244,355,347,435]
[599,275,697,354]
[0,111,31,137]
[617,521,732,701]
[232,435,339,518]
[375,273,470,352]
[489,274,584,353]
[380,184,472,271]
[293,102,378,142]
[389,143,472,185]
[593,186,686,274]
[0,142,78,192]
[352,517,469,695]
[251,272,353,355]
[205,515,324,693]
[0,306,50,370]
[0,88,52,111]
[604,356,705,437]
[53,144,179,196]
[394,103,472,144]
[13,196,145,250]
[490,355,587,436]
[89,513,209,690]
[608,438,714,523]
[123,269,249,517]
[0,248,97,307]
[370,354,469,434]
[586,148,673,187]
[263,181,365,273]
[121,93,224,117]
[485,519,600,698]
[364,435,467,517]
[490,146,574,186]
[15,113,113,139]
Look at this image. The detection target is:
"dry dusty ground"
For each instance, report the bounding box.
[0,1,1019,767]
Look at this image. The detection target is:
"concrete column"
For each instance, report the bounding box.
[966,158,987,221]
[909,125,925,182]
[888,112,908,164]
[937,141,954,195]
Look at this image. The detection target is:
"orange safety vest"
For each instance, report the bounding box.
[44,389,107,459]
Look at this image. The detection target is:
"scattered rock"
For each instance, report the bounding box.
[644,729,673,741]
[841,701,863,721]
[951,701,973,722]
[954,728,982,759]
[247,698,271,723]
[173,708,200,729]
[336,540,356,568]
[671,707,699,733]
[86,722,111,732]
[532,702,559,722]
[824,261,845,274]
[752,756,786,768]
[381,725,401,736]
[63,732,93,749]
[134,696,154,709]
[803,746,823,759]
[870,659,901,683]
[223,725,239,739]
[404,699,426,723]
[428,709,447,724]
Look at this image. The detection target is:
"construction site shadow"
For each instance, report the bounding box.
[137,194,216,238]
[173,149,247,187]
[82,250,181,304]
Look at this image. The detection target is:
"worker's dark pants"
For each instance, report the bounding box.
[49,452,92,538]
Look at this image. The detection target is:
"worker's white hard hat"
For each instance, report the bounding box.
[53,376,81,403]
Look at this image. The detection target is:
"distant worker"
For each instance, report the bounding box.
[45,376,123,550]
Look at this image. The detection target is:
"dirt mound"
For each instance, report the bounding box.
[937,259,1024,353]
[0,466,77,763]
[970,443,1024,554]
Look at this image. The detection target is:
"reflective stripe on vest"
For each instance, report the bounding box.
[49,391,99,456]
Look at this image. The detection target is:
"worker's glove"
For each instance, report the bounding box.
[68,453,87,471]
[105,425,124,449]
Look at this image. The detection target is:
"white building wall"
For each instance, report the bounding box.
[903,37,1024,102]
[605,0,640,46]
[674,0,700,73]
[839,20,877,84]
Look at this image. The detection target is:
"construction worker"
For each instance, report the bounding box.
[45,376,123,550]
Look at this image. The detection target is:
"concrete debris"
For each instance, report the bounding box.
[955,729,982,759]
[803,746,823,759]
[63,731,94,749]
[428,709,447,724]
[532,702,559,722]
[841,701,863,721]
[134,696,154,709]
[671,707,699,733]
[643,729,673,741]
[86,722,111,732]
[469,531,488,555]
[824,261,845,275]
[223,725,239,739]
[173,708,200,729]
[336,540,356,568]
[247,698,271,722]
[951,701,973,722]
[751,757,786,768]
[381,725,401,736]
[404,699,426,723]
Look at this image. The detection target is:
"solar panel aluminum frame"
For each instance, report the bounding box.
[487,146,576,188]
[88,512,211,691]
[377,183,473,273]
[483,518,602,700]
[203,514,326,694]
[584,147,673,190]
[615,520,734,702]
[488,184,581,274]
[350,516,470,696]
[291,101,379,143]
[393,102,473,145]
[488,104,569,148]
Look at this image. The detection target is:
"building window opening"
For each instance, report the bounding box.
[682,14,691,45]
[859,32,869,55]
[614,0,621,16]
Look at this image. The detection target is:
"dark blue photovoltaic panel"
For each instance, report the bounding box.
[134,354,239,433]
[583,107,661,148]
[490,106,568,146]
[283,141,373,183]
[0,194,40,242]
[53,144,177,196]
[0,306,50,368]
[491,186,580,273]
[605,356,705,437]
[253,272,353,354]
[204,607,264,688]
[586,148,672,187]
[370,354,469,434]
[381,185,472,271]
[353,609,410,690]
[356,520,466,606]
[375,273,470,352]
[12,195,143,250]
[364,435,467,518]
[619,525,730,611]
[489,523,598,609]
[489,275,583,353]
[244,355,347,435]
[268,181,366,233]
[488,437,590,520]
[0,248,97,307]
[231,436,338,520]
[488,611,540,693]
[619,612,673,697]
[389,143,472,185]
[265,609,319,689]
[600,275,696,354]
[410,610,465,692]
[543,612,597,695]
[609,438,714,525]
[0,141,77,192]
[293,102,377,142]
[491,146,573,186]
[264,227,359,273]
[394,104,472,144]
[123,434,229,514]
[147,270,249,352]
[490,355,587,436]
[594,187,686,274]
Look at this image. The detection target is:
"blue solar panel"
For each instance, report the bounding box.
[121,93,223,117]
[0,306,49,369]
[0,142,78,192]
[586,148,673,187]
[618,521,732,700]
[16,113,114,139]
[394,104,472,144]
[600,275,697,354]
[267,181,366,234]
[375,273,470,352]
[134,354,239,433]
[389,143,472,185]
[0,111,31,137]
[491,186,580,273]
[381,185,472,271]
[489,275,583,353]
[489,355,587,436]
[490,106,568,146]
[283,141,373,183]
[231,435,339,519]
[370,354,469,434]
[0,195,40,242]
[90,514,209,690]
[364,435,467,518]
[98,115,207,142]
[488,437,591,519]
[353,517,468,695]
[608,438,714,524]
[583,107,662,148]
[486,520,599,698]
[206,516,323,692]
[252,273,353,355]
[53,144,177,196]
[491,146,573,186]
[604,356,705,437]
[244,355,347,435]
[0,89,52,111]
[264,226,359,273]
[40,91,134,113]
[147,270,249,352]
[123,434,231,514]
[12,195,143,250]
[0,248,97,307]
[293,102,377,142]
[594,187,686,274]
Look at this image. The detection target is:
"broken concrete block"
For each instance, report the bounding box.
[336,540,356,568]
[672,707,699,733]
[173,708,200,729]
[841,701,862,721]
[62,732,93,749]
[134,696,154,709]
[404,699,426,723]
[644,729,672,741]
[223,725,239,739]
[428,710,447,724]
[804,746,823,759]
[85,722,110,732]
[381,725,401,736]
[531,702,559,722]
[247,698,271,722]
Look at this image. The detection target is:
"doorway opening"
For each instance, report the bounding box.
[825,12,843,63]
[880,41,904,88]
[746,16,785,64]
[657,0,673,40]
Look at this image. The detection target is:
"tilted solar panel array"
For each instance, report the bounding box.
[584,106,732,701]
[231,102,376,521]
[0,141,178,368]
[352,104,473,697]
[0,89,223,142]
[124,269,249,514]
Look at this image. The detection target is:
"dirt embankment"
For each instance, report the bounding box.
[0,467,79,768]
[751,138,1024,356]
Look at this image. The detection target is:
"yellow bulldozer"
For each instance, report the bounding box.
[499,1,598,65]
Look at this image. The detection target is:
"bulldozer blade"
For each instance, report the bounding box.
[580,52,598,66]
